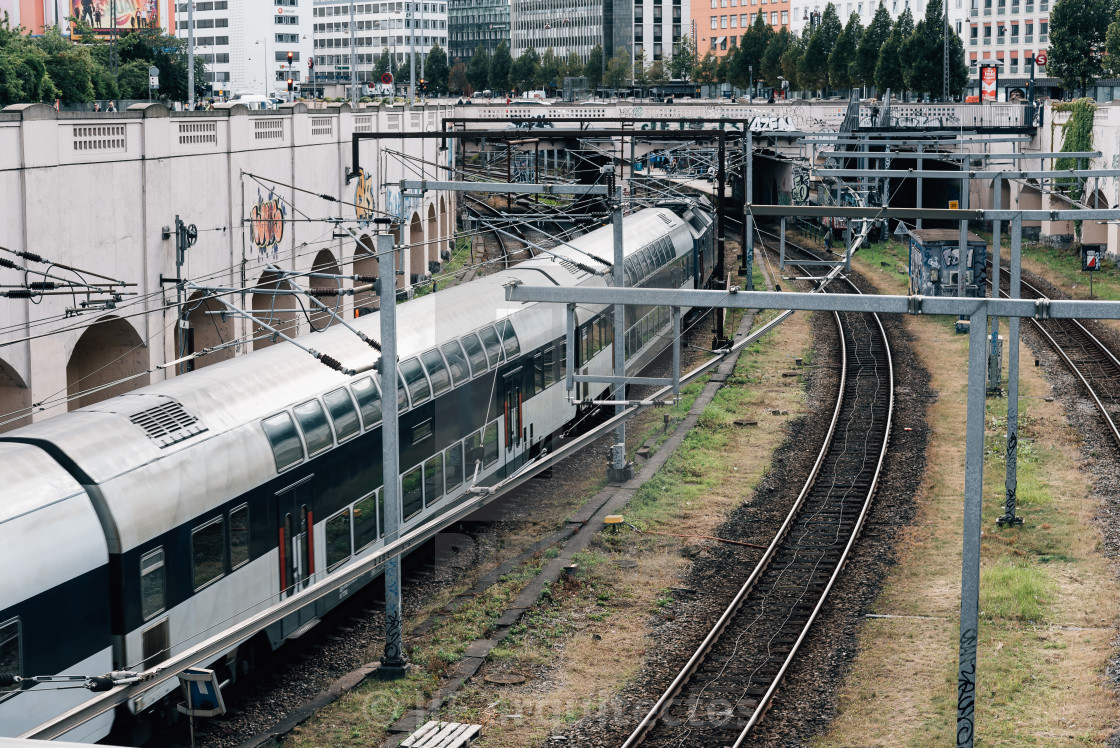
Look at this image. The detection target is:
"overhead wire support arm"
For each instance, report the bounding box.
[184,284,360,376]
[262,263,382,351]
[0,246,136,288]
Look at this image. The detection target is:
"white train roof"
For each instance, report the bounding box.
[0,442,108,602]
[0,206,697,488]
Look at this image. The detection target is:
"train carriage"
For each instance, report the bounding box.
[0,200,714,741]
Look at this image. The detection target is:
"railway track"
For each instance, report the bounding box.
[995,272,1120,447]
[623,237,894,747]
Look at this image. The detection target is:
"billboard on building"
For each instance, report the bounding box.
[71,0,160,38]
[980,64,998,102]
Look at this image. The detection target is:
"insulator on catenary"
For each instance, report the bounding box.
[16,251,43,264]
[354,275,378,283]
[317,354,344,372]
[0,673,17,687]
[4,290,33,298]
[28,282,59,290]
[307,288,342,297]
[366,338,382,351]
[0,258,19,270]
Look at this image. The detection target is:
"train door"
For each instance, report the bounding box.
[276,476,316,637]
[502,369,523,474]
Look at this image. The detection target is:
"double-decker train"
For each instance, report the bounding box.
[0,198,715,741]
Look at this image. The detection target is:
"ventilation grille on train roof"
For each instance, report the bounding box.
[129,401,207,448]
[658,213,674,225]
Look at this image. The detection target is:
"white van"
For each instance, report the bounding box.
[231,94,277,110]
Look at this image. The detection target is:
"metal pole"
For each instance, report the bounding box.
[672,307,681,396]
[779,216,786,270]
[998,213,1024,526]
[565,303,576,393]
[717,127,726,277]
[916,144,924,230]
[350,0,358,108]
[409,0,416,102]
[609,190,631,482]
[957,172,968,330]
[957,306,988,748]
[988,175,1002,393]
[744,126,754,290]
[187,0,195,109]
[376,233,409,679]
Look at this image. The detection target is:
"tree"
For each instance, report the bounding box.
[538,47,561,92]
[856,2,892,89]
[564,51,582,80]
[449,61,469,94]
[717,47,736,87]
[633,48,648,88]
[584,44,604,89]
[761,28,795,91]
[693,51,718,89]
[648,59,668,85]
[467,44,489,91]
[489,40,512,93]
[118,59,151,99]
[604,47,631,89]
[737,13,775,91]
[875,9,913,96]
[828,12,862,92]
[375,48,393,78]
[670,36,694,80]
[35,27,95,104]
[1050,0,1113,95]
[799,3,842,92]
[510,46,539,92]
[424,44,449,95]
[901,0,968,98]
[780,33,806,91]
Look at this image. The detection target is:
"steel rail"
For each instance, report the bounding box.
[993,275,1120,447]
[621,237,894,747]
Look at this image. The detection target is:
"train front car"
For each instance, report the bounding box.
[0,199,715,742]
[0,443,113,742]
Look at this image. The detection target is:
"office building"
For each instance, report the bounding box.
[448,0,510,63]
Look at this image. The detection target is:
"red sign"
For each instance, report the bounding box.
[980,64,998,102]
[1035,52,1047,66]
[381,72,394,85]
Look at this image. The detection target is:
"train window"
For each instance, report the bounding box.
[230,505,250,570]
[424,454,444,506]
[141,619,169,671]
[440,340,471,385]
[420,349,452,397]
[262,412,304,472]
[0,619,18,691]
[543,346,556,388]
[353,491,379,551]
[397,371,410,410]
[351,377,383,429]
[445,441,464,492]
[402,465,423,520]
[483,420,499,467]
[191,516,226,591]
[478,326,504,366]
[465,430,484,476]
[497,320,520,358]
[325,508,352,571]
[400,358,431,406]
[324,388,360,442]
[532,353,544,395]
[461,333,488,376]
[139,547,166,621]
[294,399,333,457]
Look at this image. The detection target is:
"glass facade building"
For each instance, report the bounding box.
[448,0,510,63]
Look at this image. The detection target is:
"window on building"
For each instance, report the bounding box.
[781,9,788,23]
[1039,20,1047,40]
[730,14,737,26]
[711,17,718,28]
[721,15,728,26]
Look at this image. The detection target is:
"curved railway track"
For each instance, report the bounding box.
[623,238,894,747]
[994,273,1120,447]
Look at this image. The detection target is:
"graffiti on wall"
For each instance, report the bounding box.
[384,186,420,224]
[355,168,377,224]
[250,188,286,255]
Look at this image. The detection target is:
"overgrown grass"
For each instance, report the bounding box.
[979,562,1056,622]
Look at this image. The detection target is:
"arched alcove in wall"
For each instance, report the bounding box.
[251,270,298,350]
[66,316,149,410]
[185,291,235,369]
[0,358,31,433]
[308,249,342,330]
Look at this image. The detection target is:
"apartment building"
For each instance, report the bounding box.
[695,0,790,58]
[950,0,1054,99]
